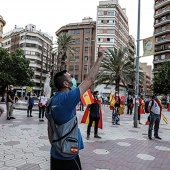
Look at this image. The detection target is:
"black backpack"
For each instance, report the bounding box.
[145,100,154,113]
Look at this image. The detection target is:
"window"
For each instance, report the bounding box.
[75,38,80,44]
[70,57,75,62]
[162,35,166,40]
[107,38,114,42]
[71,30,80,35]
[71,39,76,44]
[161,54,165,60]
[108,11,115,16]
[98,20,103,24]
[98,11,104,16]
[85,38,90,43]
[107,20,115,24]
[85,29,90,34]
[84,65,88,71]
[155,38,158,42]
[98,38,103,42]
[85,47,89,52]
[107,29,115,34]
[75,56,79,62]
[154,56,158,61]
[97,29,103,34]
[75,65,79,70]
[84,56,88,61]
[162,16,166,21]
[161,45,165,50]
[69,65,74,71]
[75,75,78,80]
[162,25,166,31]
[74,47,80,52]
[162,7,166,12]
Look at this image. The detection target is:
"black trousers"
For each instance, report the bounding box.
[50,155,82,170]
[27,105,33,115]
[127,104,132,114]
[39,106,45,119]
[87,116,100,135]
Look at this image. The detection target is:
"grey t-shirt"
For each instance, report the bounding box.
[149,100,160,115]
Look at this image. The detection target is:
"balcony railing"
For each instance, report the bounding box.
[155,7,170,18]
[154,18,170,26]
[155,0,168,9]
[155,38,170,44]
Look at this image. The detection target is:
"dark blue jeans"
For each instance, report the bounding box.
[148,112,160,138]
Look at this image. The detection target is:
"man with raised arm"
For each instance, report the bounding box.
[47,50,104,170]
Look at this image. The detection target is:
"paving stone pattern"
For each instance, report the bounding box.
[0,104,170,170]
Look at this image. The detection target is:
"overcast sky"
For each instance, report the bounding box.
[1,0,154,65]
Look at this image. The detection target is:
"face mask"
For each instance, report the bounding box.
[71,78,77,89]
[11,88,13,90]
[116,94,118,96]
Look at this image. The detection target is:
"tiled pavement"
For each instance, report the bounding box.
[0,104,170,170]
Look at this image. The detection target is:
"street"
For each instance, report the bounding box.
[0,105,170,170]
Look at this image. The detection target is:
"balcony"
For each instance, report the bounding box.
[155,38,170,45]
[153,58,170,63]
[155,46,170,54]
[154,0,169,10]
[154,18,170,27]
[154,29,170,36]
[152,68,159,73]
[154,7,170,18]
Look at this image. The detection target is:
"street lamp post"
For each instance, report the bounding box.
[21,31,28,100]
[134,0,141,128]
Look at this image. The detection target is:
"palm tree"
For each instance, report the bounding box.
[95,47,135,92]
[56,32,75,71]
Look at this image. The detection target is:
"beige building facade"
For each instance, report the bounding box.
[0,15,6,47]
[139,63,152,96]
[2,24,53,94]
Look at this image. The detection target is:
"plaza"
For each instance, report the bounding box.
[0,104,170,170]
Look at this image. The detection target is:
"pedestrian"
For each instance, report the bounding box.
[6,85,15,120]
[38,92,47,122]
[112,91,121,125]
[27,92,37,117]
[138,95,145,124]
[127,95,133,114]
[79,100,84,111]
[47,50,104,170]
[148,95,162,140]
[87,91,102,140]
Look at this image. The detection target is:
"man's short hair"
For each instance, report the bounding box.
[54,70,68,90]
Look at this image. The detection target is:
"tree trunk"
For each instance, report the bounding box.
[61,53,67,71]
[115,76,120,92]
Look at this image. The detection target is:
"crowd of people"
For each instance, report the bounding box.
[0,50,164,170]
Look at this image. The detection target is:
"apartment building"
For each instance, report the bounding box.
[95,0,130,96]
[96,0,129,54]
[56,17,96,85]
[0,15,6,47]
[2,24,53,94]
[129,35,136,56]
[139,63,152,96]
[154,0,170,74]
